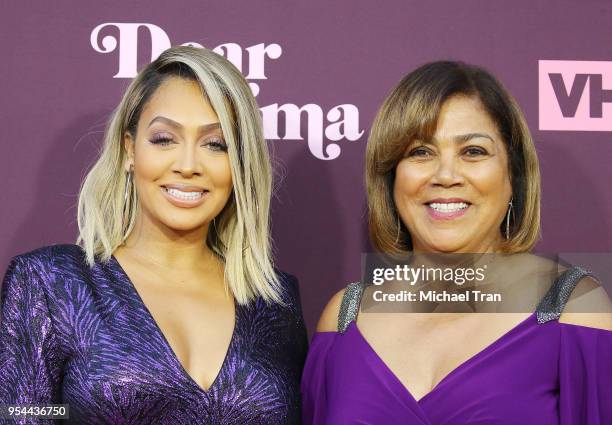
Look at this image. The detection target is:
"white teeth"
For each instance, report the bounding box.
[165,187,204,201]
[429,202,468,213]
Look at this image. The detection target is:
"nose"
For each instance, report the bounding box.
[173,144,202,177]
[431,153,464,187]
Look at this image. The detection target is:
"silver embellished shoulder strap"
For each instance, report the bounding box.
[536,266,595,323]
[337,282,366,333]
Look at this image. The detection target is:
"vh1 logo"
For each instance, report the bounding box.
[539,60,612,131]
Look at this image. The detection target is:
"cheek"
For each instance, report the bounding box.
[393,162,429,201]
[467,161,512,198]
[205,156,233,190]
[133,143,167,181]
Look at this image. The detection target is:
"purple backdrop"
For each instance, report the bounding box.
[2,1,612,334]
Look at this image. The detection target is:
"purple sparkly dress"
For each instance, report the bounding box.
[0,244,308,424]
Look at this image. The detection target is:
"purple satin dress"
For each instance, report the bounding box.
[301,276,611,424]
[0,244,308,424]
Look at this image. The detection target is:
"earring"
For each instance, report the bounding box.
[505,197,514,240]
[394,214,402,245]
[122,168,133,234]
[123,169,132,206]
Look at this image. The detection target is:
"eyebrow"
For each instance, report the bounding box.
[416,133,495,145]
[452,133,495,143]
[148,116,221,132]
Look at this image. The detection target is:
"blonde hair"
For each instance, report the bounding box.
[77,46,282,304]
[366,61,541,255]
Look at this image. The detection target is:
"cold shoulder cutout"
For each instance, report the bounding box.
[301,267,612,424]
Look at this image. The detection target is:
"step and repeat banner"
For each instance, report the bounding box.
[2,1,611,332]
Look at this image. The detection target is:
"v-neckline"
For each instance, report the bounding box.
[109,254,238,395]
[351,312,536,404]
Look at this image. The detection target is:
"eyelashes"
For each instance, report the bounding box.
[149,135,175,146]
[406,146,432,158]
[463,147,487,156]
[148,134,228,152]
[404,145,489,159]
[205,138,228,152]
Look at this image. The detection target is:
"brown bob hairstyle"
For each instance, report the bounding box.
[366,61,541,254]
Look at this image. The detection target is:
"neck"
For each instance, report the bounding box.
[120,210,215,270]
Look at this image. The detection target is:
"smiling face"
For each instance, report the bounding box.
[124,77,233,237]
[393,95,512,253]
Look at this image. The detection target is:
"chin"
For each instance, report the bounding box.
[159,217,209,233]
[424,244,467,254]
[417,234,474,253]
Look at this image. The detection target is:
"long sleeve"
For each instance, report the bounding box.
[281,273,309,374]
[559,323,612,425]
[0,256,64,416]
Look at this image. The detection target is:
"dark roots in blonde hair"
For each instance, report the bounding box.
[77,46,281,304]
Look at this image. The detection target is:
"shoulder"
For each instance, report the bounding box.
[559,274,612,331]
[275,269,298,291]
[272,269,304,309]
[3,244,88,288]
[316,282,369,333]
[316,288,345,333]
[275,269,298,293]
[9,244,85,267]
[5,245,61,277]
[2,246,59,301]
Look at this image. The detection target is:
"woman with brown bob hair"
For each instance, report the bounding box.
[302,61,611,424]
[367,61,540,255]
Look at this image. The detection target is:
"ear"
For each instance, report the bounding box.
[123,132,135,172]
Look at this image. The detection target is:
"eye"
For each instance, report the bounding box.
[405,146,433,158]
[203,136,228,152]
[149,134,176,146]
[462,146,488,157]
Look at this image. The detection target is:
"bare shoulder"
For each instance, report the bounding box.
[559,276,612,331]
[316,288,346,333]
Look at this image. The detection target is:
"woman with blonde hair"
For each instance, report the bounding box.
[0,46,307,424]
[302,61,611,424]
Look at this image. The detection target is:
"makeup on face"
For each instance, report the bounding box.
[394,95,512,253]
[125,77,233,233]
